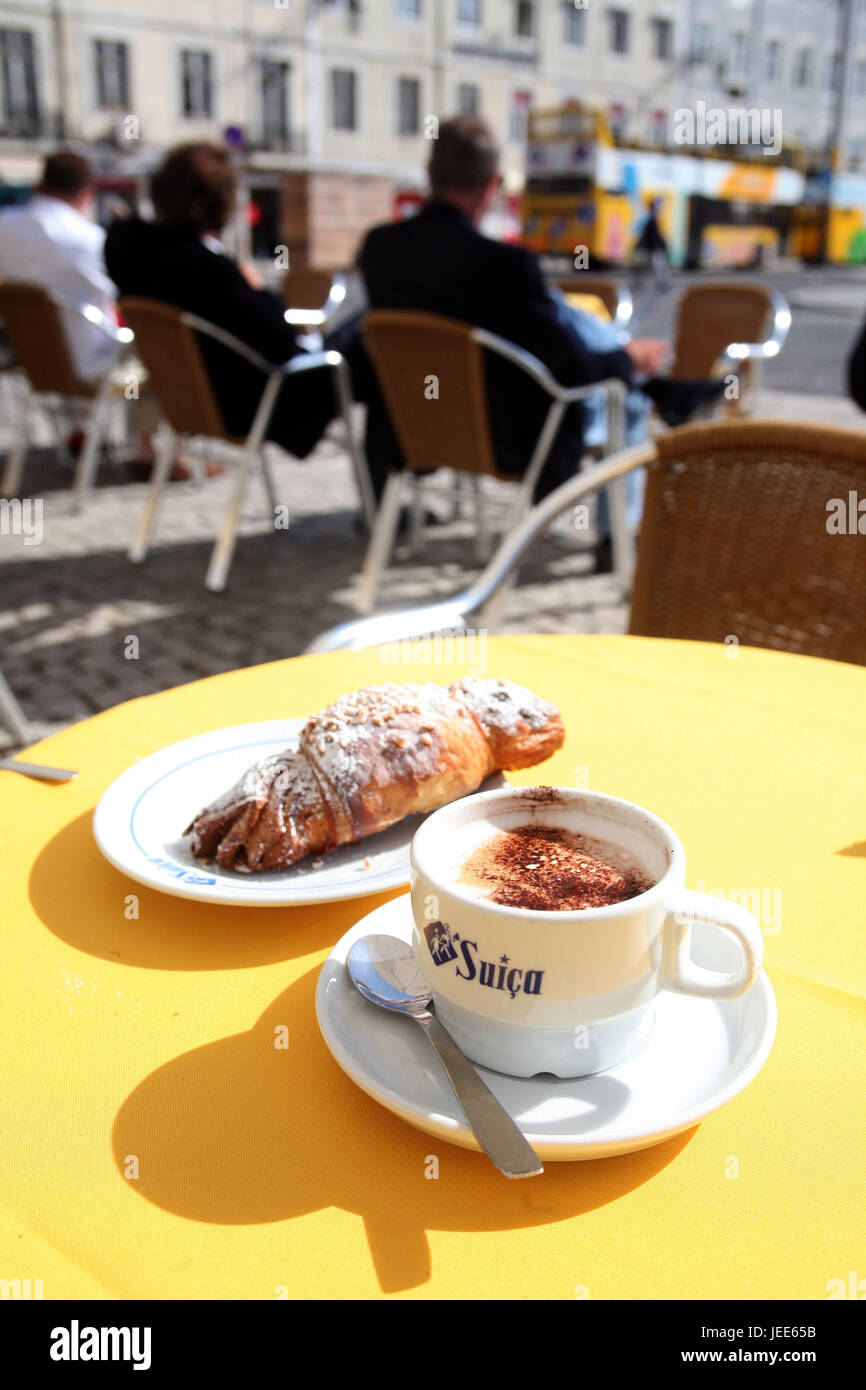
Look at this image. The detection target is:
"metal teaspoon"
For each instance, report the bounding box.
[347,933,543,1179]
[0,758,78,782]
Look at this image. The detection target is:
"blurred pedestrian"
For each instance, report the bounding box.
[634,198,672,289]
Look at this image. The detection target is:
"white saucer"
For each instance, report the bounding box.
[316,895,777,1161]
[93,717,505,907]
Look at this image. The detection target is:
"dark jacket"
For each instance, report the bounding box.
[104,218,334,457]
[355,199,633,494]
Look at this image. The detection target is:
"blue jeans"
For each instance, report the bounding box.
[548,289,648,535]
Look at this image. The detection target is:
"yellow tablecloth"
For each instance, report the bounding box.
[1,635,864,1300]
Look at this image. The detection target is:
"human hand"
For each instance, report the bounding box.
[626,338,671,376]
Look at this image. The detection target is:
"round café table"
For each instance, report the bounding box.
[1,635,863,1300]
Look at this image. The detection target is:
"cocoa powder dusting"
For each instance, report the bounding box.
[460,825,653,911]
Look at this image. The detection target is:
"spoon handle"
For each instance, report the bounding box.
[0,758,78,782]
[414,1013,543,1178]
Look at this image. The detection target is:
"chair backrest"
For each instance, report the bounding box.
[669,281,773,379]
[554,276,630,328]
[118,297,231,440]
[629,419,866,665]
[283,267,338,311]
[0,281,94,397]
[363,309,500,477]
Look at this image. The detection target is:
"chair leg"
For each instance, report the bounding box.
[1,379,32,497]
[206,446,254,592]
[0,666,31,744]
[358,471,404,612]
[479,478,535,630]
[607,475,634,588]
[128,424,178,564]
[259,445,279,520]
[333,358,376,531]
[470,475,490,563]
[407,475,424,555]
[72,376,114,512]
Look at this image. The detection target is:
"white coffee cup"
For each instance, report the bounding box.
[409,786,764,1078]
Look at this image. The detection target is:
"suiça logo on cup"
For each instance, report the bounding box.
[423,920,544,998]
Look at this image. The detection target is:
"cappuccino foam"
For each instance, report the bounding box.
[457,824,654,911]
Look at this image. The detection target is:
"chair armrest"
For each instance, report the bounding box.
[473,326,629,405]
[305,439,656,652]
[278,349,345,376]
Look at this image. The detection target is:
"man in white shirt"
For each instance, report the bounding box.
[0,150,118,382]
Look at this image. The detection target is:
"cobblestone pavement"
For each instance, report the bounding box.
[1,385,863,749]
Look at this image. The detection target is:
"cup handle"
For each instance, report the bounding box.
[663,889,763,999]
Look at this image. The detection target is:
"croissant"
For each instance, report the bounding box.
[184,678,564,872]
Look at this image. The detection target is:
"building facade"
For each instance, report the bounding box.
[0,0,863,264]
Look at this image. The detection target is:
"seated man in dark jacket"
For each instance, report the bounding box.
[353,115,721,554]
[354,116,673,506]
[105,143,334,460]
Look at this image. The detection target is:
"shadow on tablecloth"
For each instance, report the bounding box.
[111,963,696,1295]
[29,810,403,970]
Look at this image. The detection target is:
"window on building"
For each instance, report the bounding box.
[651,18,672,61]
[827,50,842,90]
[0,28,39,134]
[765,39,782,83]
[395,0,421,18]
[181,50,212,119]
[692,22,711,62]
[331,68,357,130]
[262,59,290,144]
[509,89,531,142]
[564,4,587,47]
[794,47,813,87]
[607,9,630,55]
[457,82,479,114]
[729,32,747,84]
[94,39,129,110]
[457,0,481,24]
[515,1,535,39]
[397,76,420,135]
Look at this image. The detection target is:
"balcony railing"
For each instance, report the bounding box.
[452,31,538,64]
[249,129,308,155]
[0,109,63,140]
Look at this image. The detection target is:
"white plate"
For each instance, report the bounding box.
[316,895,778,1161]
[92,718,505,907]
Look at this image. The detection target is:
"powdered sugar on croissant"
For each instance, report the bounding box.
[184,679,564,872]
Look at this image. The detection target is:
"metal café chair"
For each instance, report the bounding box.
[359,308,629,611]
[308,419,866,668]
[283,268,348,331]
[669,280,791,412]
[554,276,634,336]
[119,297,375,593]
[0,666,32,743]
[0,281,133,507]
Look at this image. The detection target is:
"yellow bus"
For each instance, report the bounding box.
[522,103,806,269]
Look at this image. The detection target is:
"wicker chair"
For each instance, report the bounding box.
[359,308,628,610]
[307,420,866,668]
[120,297,374,592]
[669,280,791,411]
[553,276,634,334]
[282,268,347,329]
[0,281,131,507]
